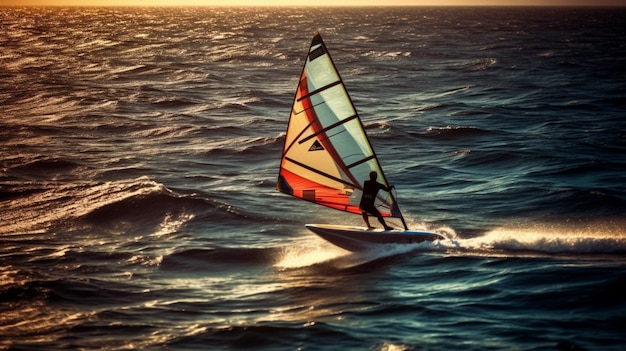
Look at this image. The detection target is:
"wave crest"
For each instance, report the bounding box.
[0,177,196,236]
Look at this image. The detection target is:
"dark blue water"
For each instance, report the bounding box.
[1,6,625,351]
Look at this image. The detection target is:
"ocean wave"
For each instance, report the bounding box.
[151,97,200,109]
[128,125,199,139]
[0,177,197,236]
[82,190,201,235]
[7,157,83,177]
[423,125,499,140]
[362,50,411,59]
[204,135,283,157]
[161,247,278,271]
[0,298,85,346]
[210,96,263,111]
[173,322,352,350]
[444,223,626,256]
[448,149,525,168]
[544,187,626,217]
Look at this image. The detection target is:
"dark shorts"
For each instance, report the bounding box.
[360,203,382,218]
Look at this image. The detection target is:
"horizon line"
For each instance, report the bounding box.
[2,4,625,7]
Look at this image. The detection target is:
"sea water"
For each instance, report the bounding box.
[1,6,625,350]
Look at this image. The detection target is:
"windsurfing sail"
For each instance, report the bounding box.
[277,32,408,229]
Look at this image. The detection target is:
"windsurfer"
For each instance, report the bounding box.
[360,171,394,231]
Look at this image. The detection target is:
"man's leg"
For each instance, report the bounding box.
[362,211,373,228]
[377,215,393,231]
[367,206,392,231]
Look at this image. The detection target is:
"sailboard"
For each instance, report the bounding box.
[277,32,444,252]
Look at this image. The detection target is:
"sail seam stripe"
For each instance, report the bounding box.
[297,80,341,102]
[346,155,376,169]
[294,101,325,115]
[298,114,358,145]
[285,157,359,189]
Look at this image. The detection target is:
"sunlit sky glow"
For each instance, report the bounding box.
[3,0,625,7]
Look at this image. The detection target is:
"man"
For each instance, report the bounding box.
[360,171,393,231]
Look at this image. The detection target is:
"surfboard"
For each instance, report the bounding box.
[305,224,445,252]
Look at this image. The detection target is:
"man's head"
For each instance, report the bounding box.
[369,171,377,180]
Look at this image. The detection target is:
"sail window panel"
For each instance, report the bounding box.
[324,123,368,165]
[342,117,375,158]
[315,85,356,125]
[351,158,384,185]
[306,55,340,93]
[325,118,375,166]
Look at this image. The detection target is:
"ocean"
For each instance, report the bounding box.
[1,6,625,351]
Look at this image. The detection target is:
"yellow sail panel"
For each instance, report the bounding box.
[277,32,402,219]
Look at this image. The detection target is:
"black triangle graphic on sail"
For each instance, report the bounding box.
[308,140,325,151]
